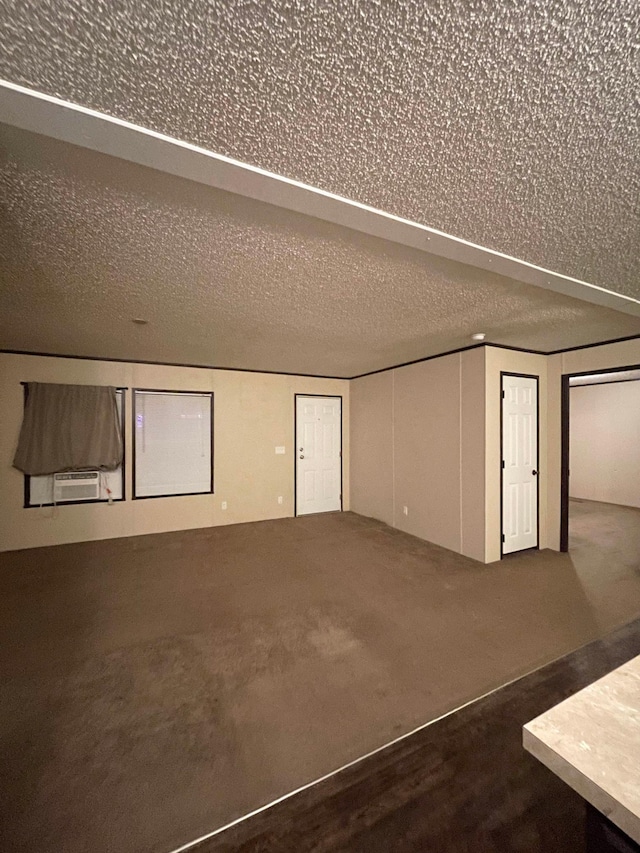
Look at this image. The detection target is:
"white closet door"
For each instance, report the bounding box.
[502,374,538,554]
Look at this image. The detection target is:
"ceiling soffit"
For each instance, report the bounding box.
[0,0,638,299]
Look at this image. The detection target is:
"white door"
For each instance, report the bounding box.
[296,396,342,516]
[502,374,538,554]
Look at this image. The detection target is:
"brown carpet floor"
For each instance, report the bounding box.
[1,502,639,853]
[192,617,640,853]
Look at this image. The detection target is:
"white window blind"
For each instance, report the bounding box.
[27,389,124,506]
[133,390,213,498]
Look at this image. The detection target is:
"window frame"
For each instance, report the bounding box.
[131,388,214,500]
[23,385,127,509]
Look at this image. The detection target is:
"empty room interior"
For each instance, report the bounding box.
[1,3,639,852]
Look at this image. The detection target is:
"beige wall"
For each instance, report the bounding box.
[393,355,462,552]
[460,348,487,561]
[546,354,563,552]
[349,371,394,526]
[351,338,640,565]
[484,347,549,563]
[350,349,486,561]
[0,353,349,551]
[569,381,640,508]
[5,339,639,558]
[560,339,640,376]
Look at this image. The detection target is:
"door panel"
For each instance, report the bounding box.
[303,470,315,503]
[296,396,342,515]
[502,375,538,554]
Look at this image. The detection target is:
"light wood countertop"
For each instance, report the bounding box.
[524,653,640,843]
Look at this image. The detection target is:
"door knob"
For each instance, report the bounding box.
[299,455,304,459]
[532,469,538,475]
[299,447,303,451]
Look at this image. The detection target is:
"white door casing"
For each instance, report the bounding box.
[502,374,538,555]
[295,395,342,516]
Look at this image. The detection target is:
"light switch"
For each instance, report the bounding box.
[275,446,285,454]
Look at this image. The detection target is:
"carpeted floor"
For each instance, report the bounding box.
[568,498,640,627]
[1,503,639,853]
[191,616,640,853]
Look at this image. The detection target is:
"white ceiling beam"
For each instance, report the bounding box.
[1,79,639,318]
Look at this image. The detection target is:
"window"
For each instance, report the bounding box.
[25,389,125,507]
[133,390,213,499]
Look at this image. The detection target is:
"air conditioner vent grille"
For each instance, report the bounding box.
[53,471,101,502]
[58,484,98,500]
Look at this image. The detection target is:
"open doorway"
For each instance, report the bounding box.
[560,365,640,554]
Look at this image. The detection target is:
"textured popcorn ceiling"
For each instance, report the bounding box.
[0,0,638,297]
[2,126,639,377]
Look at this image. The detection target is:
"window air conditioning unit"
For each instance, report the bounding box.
[53,471,101,502]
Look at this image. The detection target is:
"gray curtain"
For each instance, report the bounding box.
[13,382,123,476]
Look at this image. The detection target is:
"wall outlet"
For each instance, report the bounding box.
[277,496,283,505]
[221,501,227,510]
[275,446,285,454]
[403,505,408,516]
